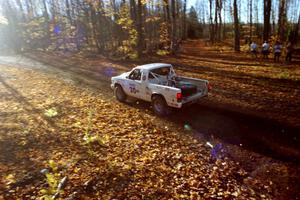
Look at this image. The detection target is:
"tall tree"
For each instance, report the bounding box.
[89,3,101,53]
[136,0,144,57]
[182,0,187,39]
[223,0,226,39]
[2,1,21,51]
[15,0,26,20]
[170,0,176,53]
[209,0,214,42]
[65,0,72,24]
[217,0,223,41]
[249,0,252,40]
[263,0,271,41]
[291,11,300,43]
[214,0,219,41]
[187,6,199,38]
[233,0,240,51]
[278,0,287,41]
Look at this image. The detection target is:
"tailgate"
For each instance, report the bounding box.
[178,76,209,96]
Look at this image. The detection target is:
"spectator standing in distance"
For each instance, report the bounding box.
[285,41,294,62]
[273,41,282,62]
[262,41,270,59]
[250,41,258,58]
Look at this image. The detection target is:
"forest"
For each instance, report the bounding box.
[0,0,300,57]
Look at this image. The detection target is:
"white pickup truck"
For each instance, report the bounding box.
[111,63,211,115]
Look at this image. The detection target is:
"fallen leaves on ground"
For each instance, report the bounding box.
[0,65,278,199]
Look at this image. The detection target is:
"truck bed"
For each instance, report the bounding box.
[175,76,209,99]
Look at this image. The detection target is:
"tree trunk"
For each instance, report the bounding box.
[42,0,50,49]
[90,4,101,53]
[2,1,21,51]
[163,0,171,45]
[218,0,222,41]
[209,0,214,43]
[278,0,286,41]
[15,0,26,20]
[170,0,176,54]
[130,0,137,22]
[136,0,144,57]
[66,0,72,24]
[50,0,57,21]
[26,0,36,18]
[263,0,271,41]
[291,12,300,43]
[182,0,187,39]
[222,0,226,39]
[233,0,240,51]
[214,0,219,41]
[255,0,259,37]
[249,0,252,40]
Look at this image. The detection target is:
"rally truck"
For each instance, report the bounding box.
[111,63,211,116]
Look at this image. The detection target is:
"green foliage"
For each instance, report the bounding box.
[240,44,250,52]
[159,22,170,48]
[19,16,49,49]
[117,4,138,59]
[49,160,58,171]
[278,72,291,80]
[83,110,109,147]
[40,160,62,200]
[156,50,170,56]
[45,173,59,194]
[44,108,58,118]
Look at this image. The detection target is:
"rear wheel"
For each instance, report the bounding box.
[115,85,127,102]
[152,95,170,116]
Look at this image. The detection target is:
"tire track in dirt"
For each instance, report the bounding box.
[1,53,299,161]
[0,53,299,199]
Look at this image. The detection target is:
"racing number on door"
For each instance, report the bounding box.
[129,84,139,94]
[129,86,139,94]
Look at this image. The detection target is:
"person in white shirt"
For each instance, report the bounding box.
[250,41,258,58]
[261,41,270,59]
[273,41,282,62]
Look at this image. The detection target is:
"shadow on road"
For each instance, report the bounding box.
[125,99,300,162]
[172,102,300,161]
[3,53,299,162]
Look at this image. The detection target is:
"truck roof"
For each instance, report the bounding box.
[135,63,172,71]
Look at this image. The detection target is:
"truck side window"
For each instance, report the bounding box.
[148,72,154,79]
[129,69,141,81]
[150,67,170,76]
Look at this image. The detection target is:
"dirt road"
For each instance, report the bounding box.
[0,51,299,199]
[11,50,300,160]
[0,52,299,159]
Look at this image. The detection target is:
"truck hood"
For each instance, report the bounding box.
[112,72,130,80]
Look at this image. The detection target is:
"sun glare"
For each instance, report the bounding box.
[0,15,8,25]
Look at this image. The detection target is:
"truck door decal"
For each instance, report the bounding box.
[129,84,139,94]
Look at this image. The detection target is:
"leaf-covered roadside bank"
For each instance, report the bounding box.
[0,65,287,199]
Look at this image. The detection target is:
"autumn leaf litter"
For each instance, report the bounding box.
[0,66,272,199]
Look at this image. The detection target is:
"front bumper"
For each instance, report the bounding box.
[110,83,115,90]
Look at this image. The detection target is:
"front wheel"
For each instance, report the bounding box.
[115,85,127,102]
[152,95,170,116]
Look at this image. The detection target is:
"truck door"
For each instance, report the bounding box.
[125,69,144,99]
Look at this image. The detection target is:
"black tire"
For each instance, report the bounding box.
[115,85,127,102]
[152,95,170,116]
